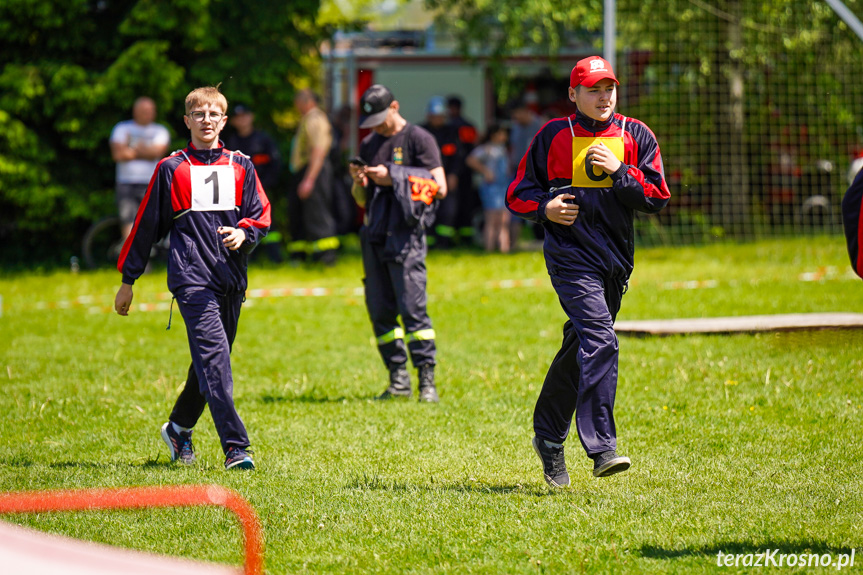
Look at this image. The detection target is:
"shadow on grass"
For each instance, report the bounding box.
[639,541,856,559]
[0,455,184,470]
[343,474,570,498]
[258,393,374,404]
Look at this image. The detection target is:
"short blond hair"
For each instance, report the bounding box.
[184,85,228,114]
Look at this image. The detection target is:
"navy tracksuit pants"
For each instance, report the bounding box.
[534,272,626,456]
[169,286,250,454]
[361,234,436,369]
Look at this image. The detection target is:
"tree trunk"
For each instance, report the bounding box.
[712,0,751,237]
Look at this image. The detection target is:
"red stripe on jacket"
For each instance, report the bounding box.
[117,160,163,274]
[238,172,271,230]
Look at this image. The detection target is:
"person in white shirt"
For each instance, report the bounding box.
[110,96,171,241]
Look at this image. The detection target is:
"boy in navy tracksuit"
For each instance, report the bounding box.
[843,170,863,279]
[507,57,670,486]
[114,86,271,470]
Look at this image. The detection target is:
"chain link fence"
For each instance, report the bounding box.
[612,0,863,245]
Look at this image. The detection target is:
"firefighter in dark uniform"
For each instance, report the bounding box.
[225,104,282,261]
[507,57,670,486]
[447,95,481,246]
[421,96,462,249]
[288,89,339,265]
[349,84,448,402]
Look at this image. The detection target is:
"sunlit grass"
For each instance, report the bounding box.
[1,236,860,573]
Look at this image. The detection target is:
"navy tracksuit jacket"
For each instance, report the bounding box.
[843,169,863,279]
[118,142,271,453]
[507,110,670,456]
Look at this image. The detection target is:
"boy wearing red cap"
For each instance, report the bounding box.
[507,56,670,486]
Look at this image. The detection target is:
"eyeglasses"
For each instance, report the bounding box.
[188,111,224,122]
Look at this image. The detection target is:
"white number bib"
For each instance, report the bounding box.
[190,165,236,211]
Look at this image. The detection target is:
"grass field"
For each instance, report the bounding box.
[1,236,861,573]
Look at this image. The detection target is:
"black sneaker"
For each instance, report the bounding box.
[532,436,570,487]
[377,364,412,399]
[592,450,631,477]
[160,422,196,465]
[225,447,255,470]
[417,365,439,403]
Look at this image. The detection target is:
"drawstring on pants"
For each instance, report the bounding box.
[166,297,175,330]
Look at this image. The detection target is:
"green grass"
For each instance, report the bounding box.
[1,236,861,573]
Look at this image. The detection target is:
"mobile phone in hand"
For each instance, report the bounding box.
[349,156,368,167]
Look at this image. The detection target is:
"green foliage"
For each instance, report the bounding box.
[0,0,330,266]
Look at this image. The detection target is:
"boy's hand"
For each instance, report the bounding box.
[545,193,579,226]
[587,142,622,174]
[115,283,134,316]
[218,226,246,251]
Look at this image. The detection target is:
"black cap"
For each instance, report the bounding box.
[359,84,394,129]
[233,104,252,115]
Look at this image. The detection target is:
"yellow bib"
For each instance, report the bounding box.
[570,116,626,188]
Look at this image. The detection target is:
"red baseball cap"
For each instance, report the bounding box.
[570,56,619,88]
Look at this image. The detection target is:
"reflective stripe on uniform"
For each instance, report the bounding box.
[406,329,435,342]
[288,240,308,253]
[377,327,405,345]
[261,231,282,244]
[311,236,340,252]
[434,225,456,238]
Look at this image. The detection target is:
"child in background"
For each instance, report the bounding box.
[466,124,511,253]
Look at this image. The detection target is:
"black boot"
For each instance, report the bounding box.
[417,364,439,403]
[377,363,412,399]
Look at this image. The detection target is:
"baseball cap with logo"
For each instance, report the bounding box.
[359,84,395,129]
[570,56,619,88]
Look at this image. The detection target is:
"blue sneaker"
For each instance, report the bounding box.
[225,447,255,470]
[160,422,196,465]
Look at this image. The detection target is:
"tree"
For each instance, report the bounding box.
[0,0,329,266]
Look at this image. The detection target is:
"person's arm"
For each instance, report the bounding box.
[410,127,447,199]
[349,163,369,207]
[234,164,272,254]
[134,140,169,161]
[298,114,331,200]
[430,166,448,200]
[110,140,137,162]
[110,125,170,162]
[607,120,670,214]
[110,123,134,162]
[506,126,559,223]
[115,161,172,311]
[466,148,494,182]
